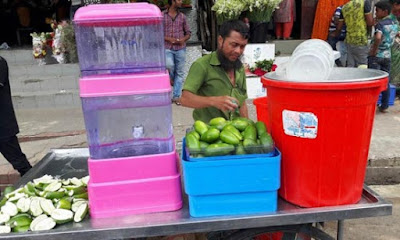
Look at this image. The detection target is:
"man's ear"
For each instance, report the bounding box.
[217,36,223,48]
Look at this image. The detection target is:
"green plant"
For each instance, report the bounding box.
[250,59,274,72]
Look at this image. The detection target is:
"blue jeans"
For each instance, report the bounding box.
[166,48,186,99]
[368,56,391,109]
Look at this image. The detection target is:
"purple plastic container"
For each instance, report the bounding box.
[74,3,165,76]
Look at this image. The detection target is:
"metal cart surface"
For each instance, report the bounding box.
[0,148,392,240]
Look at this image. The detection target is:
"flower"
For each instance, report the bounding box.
[242,0,283,22]
[250,59,276,76]
[212,0,247,24]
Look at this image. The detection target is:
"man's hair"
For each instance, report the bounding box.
[389,0,400,5]
[168,0,173,6]
[218,20,250,40]
[376,0,392,13]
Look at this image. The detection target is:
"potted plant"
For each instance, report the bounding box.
[250,59,277,76]
[212,0,246,25]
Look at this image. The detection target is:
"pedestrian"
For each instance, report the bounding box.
[0,56,32,176]
[180,20,249,123]
[327,5,347,66]
[368,0,398,113]
[333,0,374,67]
[389,0,400,88]
[163,0,191,105]
[273,0,296,40]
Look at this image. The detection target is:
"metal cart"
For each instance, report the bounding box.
[0,148,392,240]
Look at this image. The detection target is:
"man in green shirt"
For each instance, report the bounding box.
[180,20,250,123]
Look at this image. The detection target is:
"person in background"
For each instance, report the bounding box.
[273,0,296,40]
[327,5,347,66]
[0,56,32,176]
[389,0,400,88]
[368,0,398,113]
[334,0,374,67]
[163,0,191,105]
[180,20,249,123]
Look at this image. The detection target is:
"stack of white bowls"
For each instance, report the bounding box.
[286,39,335,82]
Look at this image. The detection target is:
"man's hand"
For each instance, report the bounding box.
[211,96,239,112]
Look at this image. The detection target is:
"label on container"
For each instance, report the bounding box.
[132,126,144,139]
[282,110,318,139]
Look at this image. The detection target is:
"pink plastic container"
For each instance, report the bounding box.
[88,149,179,183]
[88,174,182,218]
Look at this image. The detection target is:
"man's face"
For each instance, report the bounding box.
[173,0,182,8]
[218,31,248,62]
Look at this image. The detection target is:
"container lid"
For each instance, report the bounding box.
[262,68,388,91]
[74,3,162,25]
[286,50,332,82]
[79,71,171,97]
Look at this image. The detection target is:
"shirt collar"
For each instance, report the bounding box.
[210,51,221,66]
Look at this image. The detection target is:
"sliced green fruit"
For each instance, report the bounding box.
[56,198,72,210]
[0,225,11,234]
[70,177,83,187]
[17,197,31,213]
[40,198,55,215]
[1,202,18,217]
[67,186,87,197]
[7,213,32,228]
[33,175,54,185]
[12,224,30,232]
[31,216,56,232]
[44,182,62,192]
[44,191,65,200]
[3,186,16,197]
[29,214,48,231]
[73,192,88,200]
[0,213,10,225]
[5,188,23,199]
[51,209,73,224]
[30,197,43,217]
[71,200,87,213]
[62,179,71,185]
[73,202,88,222]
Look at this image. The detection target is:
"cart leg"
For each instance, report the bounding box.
[337,220,344,240]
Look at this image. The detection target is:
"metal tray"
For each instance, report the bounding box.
[0,148,392,240]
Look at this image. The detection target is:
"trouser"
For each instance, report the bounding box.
[275,21,294,39]
[368,56,391,109]
[166,48,186,99]
[0,135,32,176]
[346,44,368,67]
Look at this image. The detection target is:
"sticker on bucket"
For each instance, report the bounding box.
[282,110,318,139]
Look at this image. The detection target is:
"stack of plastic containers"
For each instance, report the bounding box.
[74,3,182,218]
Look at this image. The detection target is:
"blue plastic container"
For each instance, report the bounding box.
[181,140,281,217]
[377,84,396,106]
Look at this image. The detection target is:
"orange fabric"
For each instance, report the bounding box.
[311,0,350,40]
[276,21,294,39]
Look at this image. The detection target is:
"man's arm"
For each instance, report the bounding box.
[180,90,239,112]
[331,20,344,38]
[239,101,248,118]
[369,32,382,56]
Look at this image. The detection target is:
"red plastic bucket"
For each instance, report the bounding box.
[253,97,269,128]
[261,68,388,207]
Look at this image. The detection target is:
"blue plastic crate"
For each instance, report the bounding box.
[181,140,281,217]
[377,84,396,106]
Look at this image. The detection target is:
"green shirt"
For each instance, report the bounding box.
[183,51,248,123]
[341,0,369,46]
